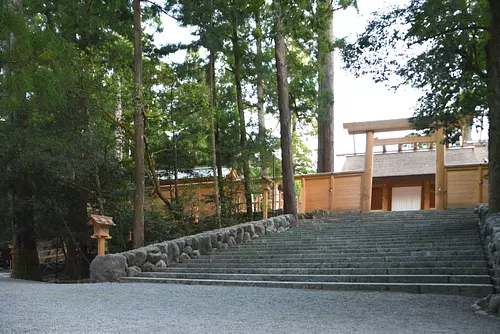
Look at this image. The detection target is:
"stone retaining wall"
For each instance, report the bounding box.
[475,204,500,291]
[90,214,296,283]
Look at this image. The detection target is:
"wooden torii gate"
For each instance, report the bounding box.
[343,118,446,212]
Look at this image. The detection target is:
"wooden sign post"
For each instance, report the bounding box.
[88,215,115,255]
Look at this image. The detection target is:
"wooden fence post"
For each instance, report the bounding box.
[263,187,269,219]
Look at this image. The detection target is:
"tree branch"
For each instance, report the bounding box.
[104,110,135,137]
[143,0,182,22]
[244,100,258,109]
[103,110,172,210]
[410,25,489,45]
[143,135,173,210]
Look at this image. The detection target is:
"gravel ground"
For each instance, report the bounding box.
[0,275,499,334]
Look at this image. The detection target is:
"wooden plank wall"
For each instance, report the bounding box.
[297,172,362,213]
[302,175,331,212]
[482,167,489,203]
[333,174,363,212]
[446,164,488,208]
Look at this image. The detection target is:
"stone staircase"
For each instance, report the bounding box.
[119,209,494,297]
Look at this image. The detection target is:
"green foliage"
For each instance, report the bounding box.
[343,0,489,139]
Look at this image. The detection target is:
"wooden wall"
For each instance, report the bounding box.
[446,164,488,208]
[333,174,363,211]
[151,164,489,217]
[296,172,362,213]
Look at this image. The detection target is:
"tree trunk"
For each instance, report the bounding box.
[255,11,268,178]
[64,186,89,280]
[488,0,500,212]
[7,0,41,281]
[173,136,180,204]
[317,0,335,173]
[231,13,253,218]
[115,77,124,161]
[133,0,145,248]
[274,0,297,218]
[11,172,41,281]
[209,49,222,227]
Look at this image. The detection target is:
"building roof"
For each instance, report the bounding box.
[341,145,488,177]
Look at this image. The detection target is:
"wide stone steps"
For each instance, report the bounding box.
[188,256,485,264]
[119,209,494,296]
[236,242,482,249]
[145,267,490,275]
[243,238,480,245]
[136,272,491,284]
[206,249,483,257]
[194,251,484,259]
[258,234,480,240]
[172,261,488,269]
[119,277,493,297]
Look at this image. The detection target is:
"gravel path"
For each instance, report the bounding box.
[1,276,499,334]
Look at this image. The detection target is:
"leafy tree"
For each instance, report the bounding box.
[343,0,500,212]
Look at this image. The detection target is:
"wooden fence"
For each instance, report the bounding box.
[153,165,488,216]
[296,172,363,213]
[446,164,488,208]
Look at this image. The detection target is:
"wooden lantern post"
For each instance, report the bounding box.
[88,215,115,256]
[193,206,199,224]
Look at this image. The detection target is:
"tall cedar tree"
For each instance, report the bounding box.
[6,0,41,281]
[488,0,500,212]
[133,0,145,248]
[317,0,335,173]
[274,0,297,217]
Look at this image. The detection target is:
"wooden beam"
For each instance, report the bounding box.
[423,182,430,210]
[361,131,375,212]
[435,128,446,210]
[373,135,436,146]
[382,184,389,211]
[343,118,413,135]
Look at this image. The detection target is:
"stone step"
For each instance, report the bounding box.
[289,224,478,234]
[284,230,479,236]
[175,260,488,269]
[212,249,484,257]
[118,277,493,297]
[299,230,479,234]
[187,255,485,264]
[311,219,477,223]
[151,267,490,276]
[243,238,480,245]
[237,241,482,249]
[302,216,476,220]
[137,272,491,284]
[253,230,479,237]
[199,251,485,260]
[274,234,480,240]
[299,221,477,226]
[294,221,477,226]
[308,216,476,220]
